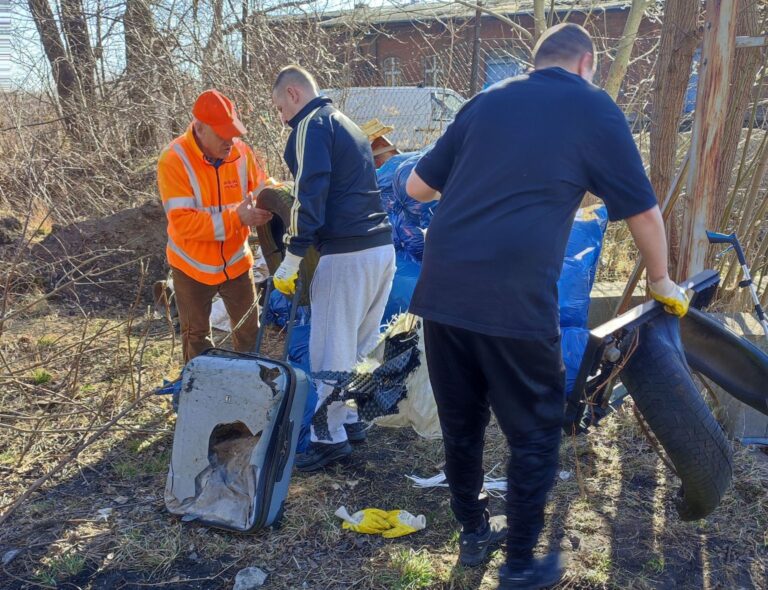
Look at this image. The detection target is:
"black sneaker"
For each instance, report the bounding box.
[498,553,565,589]
[294,441,352,472]
[343,421,368,444]
[459,514,508,567]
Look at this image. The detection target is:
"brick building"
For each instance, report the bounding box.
[267,1,666,148]
[301,0,661,103]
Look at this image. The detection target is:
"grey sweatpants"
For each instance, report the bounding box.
[310,244,396,444]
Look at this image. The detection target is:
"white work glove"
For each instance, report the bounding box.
[649,277,690,317]
[273,252,302,295]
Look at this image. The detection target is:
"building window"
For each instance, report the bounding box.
[483,55,525,88]
[383,56,401,86]
[424,55,442,87]
[483,50,526,89]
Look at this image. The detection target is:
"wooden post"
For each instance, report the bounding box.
[677,0,738,281]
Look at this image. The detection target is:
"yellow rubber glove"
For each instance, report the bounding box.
[649,277,690,317]
[382,510,427,538]
[335,506,393,535]
[273,252,301,295]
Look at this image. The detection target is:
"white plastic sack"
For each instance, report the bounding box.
[210,297,231,332]
[370,314,442,439]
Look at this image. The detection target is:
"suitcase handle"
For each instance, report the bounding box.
[254,277,304,362]
[273,420,294,482]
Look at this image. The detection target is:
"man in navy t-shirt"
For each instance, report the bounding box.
[406,24,689,589]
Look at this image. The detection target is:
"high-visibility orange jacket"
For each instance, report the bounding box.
[157,126,267,285]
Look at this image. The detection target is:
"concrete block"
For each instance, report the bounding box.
[587,281,645,328]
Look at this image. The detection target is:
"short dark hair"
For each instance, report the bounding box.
[273,65,318,93]
[533,23,594,69]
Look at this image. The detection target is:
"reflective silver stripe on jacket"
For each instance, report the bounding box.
[167,237,249,274]
[172,144,203,208]
[163,197,197,212]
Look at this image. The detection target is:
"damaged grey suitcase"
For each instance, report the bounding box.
[164,281,308,532]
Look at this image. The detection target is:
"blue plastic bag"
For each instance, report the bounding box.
[392,154,439,226]
[390,216,428,261]
[557,205,609,329]
[382,252,422,325]
[264,289,310,328]
[377,152,419,215]
[561,327,590,398]
[286,324,317,453]
[379,153,438,261]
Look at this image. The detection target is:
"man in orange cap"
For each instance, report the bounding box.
[157,89,274,362]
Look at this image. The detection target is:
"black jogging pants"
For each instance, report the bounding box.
[423,319,565,564]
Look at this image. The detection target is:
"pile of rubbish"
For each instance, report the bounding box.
[241,152,610,440]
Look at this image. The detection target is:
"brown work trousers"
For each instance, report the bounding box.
[172,267,260,363]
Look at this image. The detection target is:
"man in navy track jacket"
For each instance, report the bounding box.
[271,65,396,472]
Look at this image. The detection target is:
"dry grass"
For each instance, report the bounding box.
[0,306,766,590]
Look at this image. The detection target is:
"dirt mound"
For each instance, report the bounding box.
[0,217,23,245]
[33,200,169,310]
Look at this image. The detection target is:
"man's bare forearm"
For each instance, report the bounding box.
[406,170,441,203]
[625,206,670,283]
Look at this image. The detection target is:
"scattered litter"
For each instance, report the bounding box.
[335,506,426,538]
[346,479,359,489]
[114,495,129,505]
[407,471,508,498]
[96,508,113,521]
[406,472,449,488]
[233,566,268,589]
[559,470,572,481]
[2,549,21,566]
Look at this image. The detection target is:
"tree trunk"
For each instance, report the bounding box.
[649,0,701,276]
[603,0,650,101]
[27,0,81,138]
[678,0,738,280]
[241,0,249,74]
[59,0,96,105]
[124,0,159,152]
[711,0,763,233]
[202,0,224,85]
[468,2,482,96]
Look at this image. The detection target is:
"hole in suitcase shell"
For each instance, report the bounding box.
[259,366,281,395]
[208,422,262,473]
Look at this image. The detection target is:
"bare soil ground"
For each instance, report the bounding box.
[0,203,766,590]
[0,306,766,590]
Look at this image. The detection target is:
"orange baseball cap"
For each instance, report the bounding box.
[192,89,247,139]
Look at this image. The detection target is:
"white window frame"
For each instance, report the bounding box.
[383,56,402,86]
[424,55,442,87]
